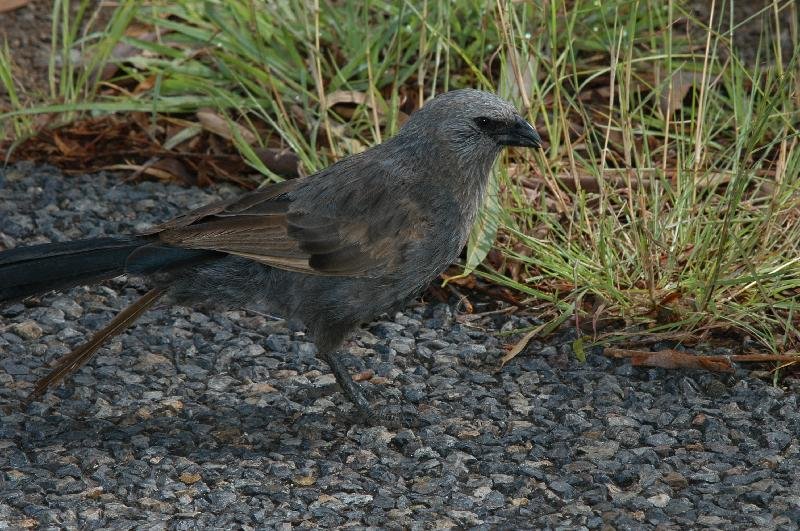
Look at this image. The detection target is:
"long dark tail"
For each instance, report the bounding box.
[0,237,218,303]
[1,237,222,403]
[0,237,146,303]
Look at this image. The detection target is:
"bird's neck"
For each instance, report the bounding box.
[380,132,500,230]
[449,144,501,228]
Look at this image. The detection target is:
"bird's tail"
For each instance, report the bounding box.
[0,237,217,303]
[0,237,146,303]
[1,236,222,404]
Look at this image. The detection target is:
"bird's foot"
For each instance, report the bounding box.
[319,350,421,428]
[353,402,421,429]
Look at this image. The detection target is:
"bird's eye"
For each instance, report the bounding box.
[473,116,504,132]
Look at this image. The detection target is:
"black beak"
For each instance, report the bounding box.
[497,115,542,148]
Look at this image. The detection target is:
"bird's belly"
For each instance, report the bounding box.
[285,272,431,327]
[167,250,455,335]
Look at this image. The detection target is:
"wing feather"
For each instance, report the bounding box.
[143,171,424,277]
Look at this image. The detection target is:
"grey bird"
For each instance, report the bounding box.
[0,89,541,422]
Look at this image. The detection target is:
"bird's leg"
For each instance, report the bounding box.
[316,350,420,428]
[316,350,373,416]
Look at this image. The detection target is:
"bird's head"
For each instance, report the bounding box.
[385,89,541,224]
[400,89,541,164]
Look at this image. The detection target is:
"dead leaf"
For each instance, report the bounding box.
[0,0,30,14]
[102,163,180,182]
[325,90,368,109]
[444,274,477,289]
[52,132,81,157]
[253,147,300,177]
[500,327,540,367]
[660,70,700,116]
[605,348,800,373]
[324,90,394,122]
[457,293,474,314]
[325,122,366,153]
[150,158,192,182]
[630,350,734,372]
[197,109,258,145]
[134,74,158,94]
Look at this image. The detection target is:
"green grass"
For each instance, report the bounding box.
[1,0,799,357]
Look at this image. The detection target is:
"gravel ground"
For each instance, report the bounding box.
[1,163,799,530]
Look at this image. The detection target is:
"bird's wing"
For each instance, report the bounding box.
[146,176,421,276]
[143,178,299,233]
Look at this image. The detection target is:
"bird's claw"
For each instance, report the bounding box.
[319,350,422,428]
[353,402,422,429]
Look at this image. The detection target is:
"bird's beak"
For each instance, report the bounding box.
[497,115,542,148]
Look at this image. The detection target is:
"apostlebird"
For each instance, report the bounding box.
[0,89,541,422]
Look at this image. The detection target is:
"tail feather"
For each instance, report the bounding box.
[25,287,166,403]
[0,237,217,303]
[0,237,145,303]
